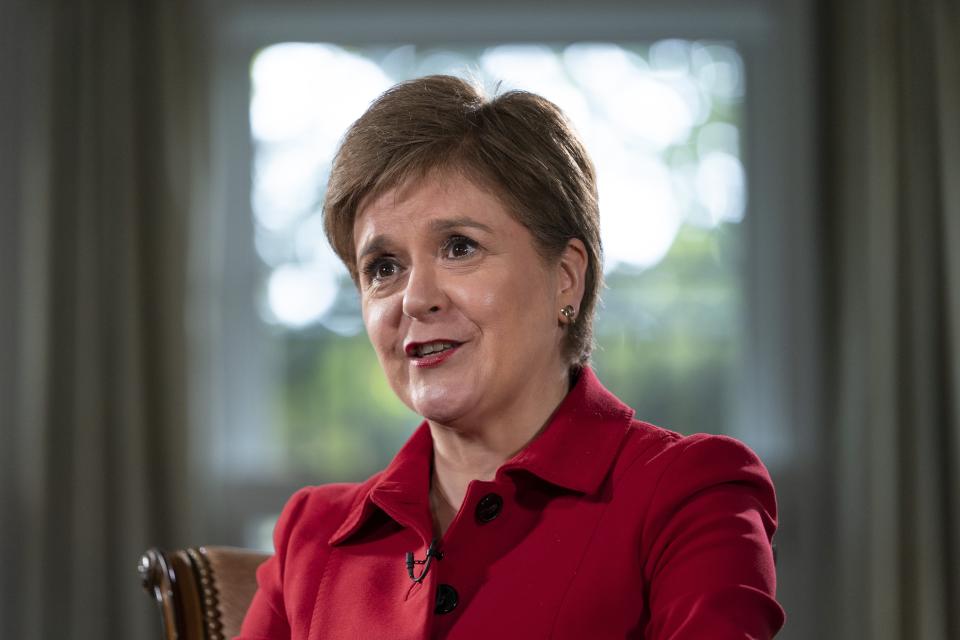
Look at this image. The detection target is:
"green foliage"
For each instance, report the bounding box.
[593,222,742,434]
[275,330,418,480]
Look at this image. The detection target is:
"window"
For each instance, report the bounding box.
[202,5,818,633]
[248,40,747,490]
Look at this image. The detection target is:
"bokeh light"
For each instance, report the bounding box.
[249,41,746,330]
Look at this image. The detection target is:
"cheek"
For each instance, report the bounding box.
[499,262,555,308]
[362,298,398,355]
[457,269,555,339]
[444,276,498,331]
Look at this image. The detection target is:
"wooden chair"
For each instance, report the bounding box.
[139,546,270,640]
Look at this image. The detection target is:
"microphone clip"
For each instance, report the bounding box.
[405,538,443,583]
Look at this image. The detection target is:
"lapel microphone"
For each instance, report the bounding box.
[406,538,443,583]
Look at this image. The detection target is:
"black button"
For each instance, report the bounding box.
[475,493,503,523]
[435,583,458,614]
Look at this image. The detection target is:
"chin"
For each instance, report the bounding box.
[408,384,477,427]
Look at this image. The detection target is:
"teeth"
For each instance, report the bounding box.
[415,342,454,357]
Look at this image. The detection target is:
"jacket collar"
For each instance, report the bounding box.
[329,367,635,546]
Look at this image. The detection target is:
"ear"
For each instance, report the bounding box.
[556,238,588,310]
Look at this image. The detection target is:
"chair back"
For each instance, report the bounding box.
[139,546,270,640]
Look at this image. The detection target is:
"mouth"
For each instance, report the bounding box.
[404,340,463,368]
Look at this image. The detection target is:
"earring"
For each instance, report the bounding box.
[560,305,576,322]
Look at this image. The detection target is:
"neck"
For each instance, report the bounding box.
[428,365,572,535]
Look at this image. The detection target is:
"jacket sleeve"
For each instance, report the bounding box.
[642,434,785,639]
[234,488,311,640]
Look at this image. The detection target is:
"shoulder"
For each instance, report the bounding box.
[272,475,380,556]
[609,421,778,540]
[611,424,784,634]
[616,421,774,491]
[283,480,374,520]
[240,478,382,636]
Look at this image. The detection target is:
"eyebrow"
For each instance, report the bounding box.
[356,217,495,263]
[357,236,391,264]
[427,217,494,235]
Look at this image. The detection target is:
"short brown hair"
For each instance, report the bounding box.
[323,75,602,366]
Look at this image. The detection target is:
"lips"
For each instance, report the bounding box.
[404,340,463,368]
[404,340,462,357]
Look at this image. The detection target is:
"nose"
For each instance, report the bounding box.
[402,265,444,319]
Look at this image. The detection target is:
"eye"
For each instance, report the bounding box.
[444,235,478,259]
[375,262,397,278]
[362,257,401,285]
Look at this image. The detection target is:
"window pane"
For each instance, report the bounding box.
[249,41,745,480]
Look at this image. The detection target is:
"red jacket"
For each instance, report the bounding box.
[238,368,785,639]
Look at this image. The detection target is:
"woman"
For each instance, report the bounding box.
[238,75,784,639]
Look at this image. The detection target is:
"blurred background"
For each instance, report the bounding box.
[1,0,957,638]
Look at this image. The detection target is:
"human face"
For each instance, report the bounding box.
[353,173,570,429]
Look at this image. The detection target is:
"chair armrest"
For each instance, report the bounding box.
[139,546,271,640]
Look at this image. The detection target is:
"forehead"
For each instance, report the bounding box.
[352,173,514,249]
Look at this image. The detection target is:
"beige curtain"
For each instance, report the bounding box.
[823,0,960,637]
[0,0,207,638]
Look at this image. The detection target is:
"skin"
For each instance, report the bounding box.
[353,171,588,536]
